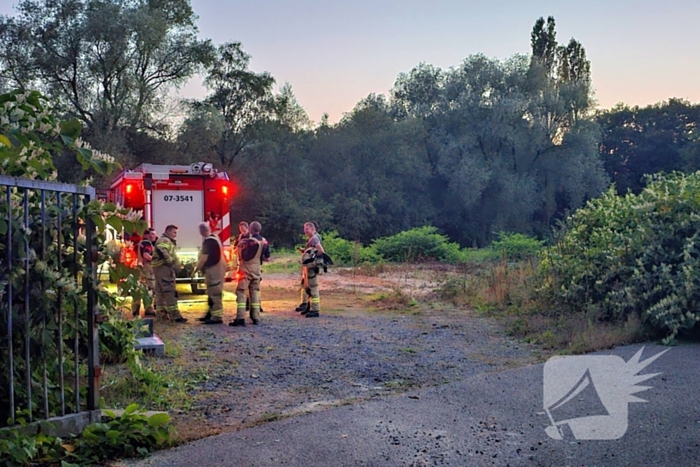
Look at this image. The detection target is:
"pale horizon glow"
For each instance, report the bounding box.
[2,0,699,124]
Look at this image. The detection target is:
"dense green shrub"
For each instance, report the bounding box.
[69,405,173,464]
[371,226,464,263]
[491,232,544,260]
[0,404,174,466]
[542,172,700,342]
[320,231,381,265]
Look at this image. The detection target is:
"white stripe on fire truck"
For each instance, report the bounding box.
[221,212,231,245]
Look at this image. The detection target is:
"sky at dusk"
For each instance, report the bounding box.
[1,0,698,123]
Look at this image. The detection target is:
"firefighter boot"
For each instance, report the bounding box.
[305,277,320,318]
[198,296,214,321]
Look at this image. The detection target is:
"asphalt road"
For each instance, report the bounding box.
[124,343,699,467]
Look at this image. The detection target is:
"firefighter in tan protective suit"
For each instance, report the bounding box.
[152,225,187,323]
[194,222,226,324]
[229,221,270,327]
[298,222,325,318]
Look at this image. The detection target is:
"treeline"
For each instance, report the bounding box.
[2,3,699,247]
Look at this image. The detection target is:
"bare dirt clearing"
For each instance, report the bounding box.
[113,264,540,442]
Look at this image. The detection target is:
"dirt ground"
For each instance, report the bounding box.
[123,263,540,442]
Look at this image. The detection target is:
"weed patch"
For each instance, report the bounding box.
[370,288,418,310]
[0,405,174,466]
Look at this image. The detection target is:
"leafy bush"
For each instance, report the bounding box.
[100,315,137,364]
[0,404,174,466]
[371,226,464,263]
[0,89,148,425]
[542,172,700,342]
[0,429,65,467]
[490,232,544,260]
[70,405,174,464]
[320,231,381,265]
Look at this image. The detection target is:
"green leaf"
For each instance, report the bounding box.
[106,430,120,440]
[90,214,106,232]
[124,403,139,415]
[81,430,99,440]
[0,219,7,235]
[60,119,82,139]
[106,215,123,232]
[103,410,118,419]
[147,413,171,428]
[91,422,110,432]
[25,93,40,108]
[0,134,12,148]
[122,220,135,235]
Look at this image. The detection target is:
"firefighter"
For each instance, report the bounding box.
[298,222,324,318]
[152,225,188,323]
[233,221,264,314]
[194,222,226,324]
[131,228,157,318]
[230,221,269,327]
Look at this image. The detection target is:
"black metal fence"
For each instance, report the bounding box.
[0,175,100,428]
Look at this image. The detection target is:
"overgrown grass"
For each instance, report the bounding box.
[436,257,651,354]
[369,287,419,310]
[263,252,300,273]
[100,353,204,413]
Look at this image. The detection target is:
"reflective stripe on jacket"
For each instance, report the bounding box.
[152,235,177,268]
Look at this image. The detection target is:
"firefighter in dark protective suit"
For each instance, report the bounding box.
[230,221,269,326]
[152,225,187,323]
[131,228,157,317]
[194,222,226,324]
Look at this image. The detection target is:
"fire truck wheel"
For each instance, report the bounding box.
[191,283,206,295]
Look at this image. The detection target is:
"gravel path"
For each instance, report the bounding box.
[143,268,539,441]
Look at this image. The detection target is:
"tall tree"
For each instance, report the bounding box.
[185,42,275,168]
[598,99,700,193]
[530,16,558,75]
[0,0,213,142]
[389,49,607,245]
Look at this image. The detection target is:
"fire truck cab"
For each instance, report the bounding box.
[109,162,234,292]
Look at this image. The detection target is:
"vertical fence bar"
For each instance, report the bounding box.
[6,186,15,425]
[41,190,49,418]
[85,213,99,411]
[72,193,79,413]
[23,189,32,422]
[57,192,65,416]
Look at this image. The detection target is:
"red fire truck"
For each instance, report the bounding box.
[108,162,234,292]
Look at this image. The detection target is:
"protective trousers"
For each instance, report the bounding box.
[131,268,155,316]
[236,276,260,321]
[307,270,320,312]
[299,274,308,304]
[205,266,224,320]
[154,265,183,320]
[236,238,263,321]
